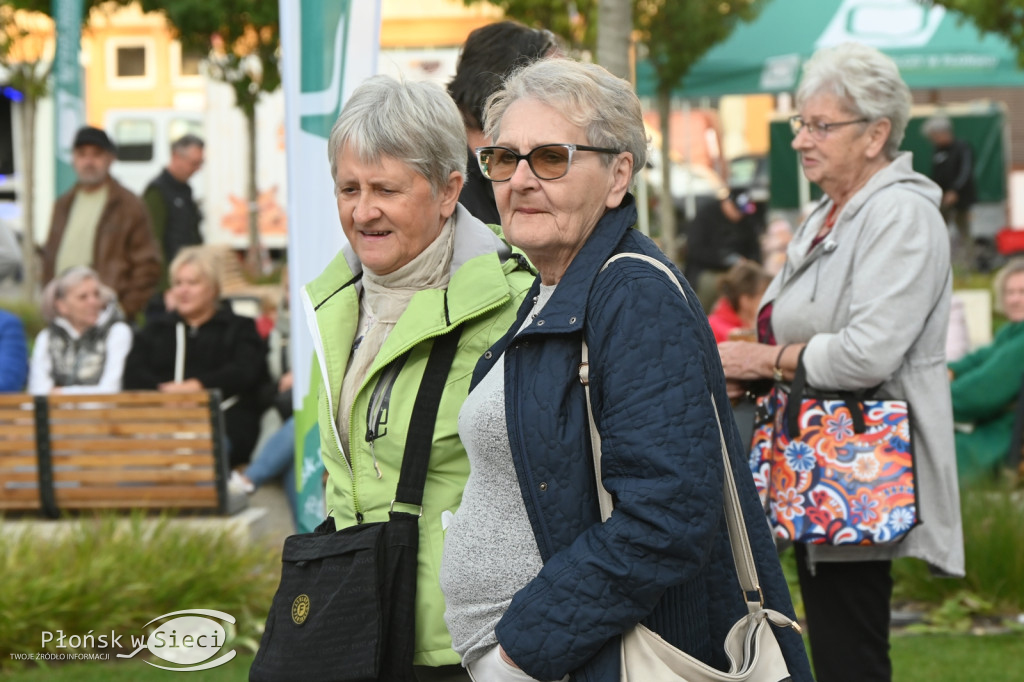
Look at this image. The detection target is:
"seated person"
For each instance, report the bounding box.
[230,284,298,528]
[123,246,269,469]
[29,266,132,394]
[684,188,762,312]
[949,258,1024,483]
[0,309,28,392]
[707,260,770,343]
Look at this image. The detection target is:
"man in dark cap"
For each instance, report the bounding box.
[42,126,161,321]
[448,21,560,224]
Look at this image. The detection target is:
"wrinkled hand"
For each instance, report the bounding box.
[726,379,747,400]
[717,341,773,382]
[498,645,520,669]
[158,378,204,393]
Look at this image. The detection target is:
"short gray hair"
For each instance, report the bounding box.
[482,59,648,178]
[44,266,116,322]
[171,134,204,155]
[922,115,953,137]
[797,43,911,160]
[994,257,1024,314]
[327,75,466,196]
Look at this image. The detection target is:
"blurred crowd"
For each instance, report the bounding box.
[0,21,1022,682]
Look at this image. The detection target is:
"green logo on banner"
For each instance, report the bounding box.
[299,0,352,139]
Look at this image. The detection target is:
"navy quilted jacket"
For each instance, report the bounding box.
[471,196,812,682]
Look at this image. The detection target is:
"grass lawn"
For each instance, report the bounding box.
[0,653,255,681]
[891,634,1023,682]
[3,635,1023,681]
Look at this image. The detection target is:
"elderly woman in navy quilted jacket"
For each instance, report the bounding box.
[439,58,812,682]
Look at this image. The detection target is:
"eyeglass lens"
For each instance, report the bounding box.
[478,145,573,181]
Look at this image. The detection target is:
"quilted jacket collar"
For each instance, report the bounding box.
[517,193,638,338]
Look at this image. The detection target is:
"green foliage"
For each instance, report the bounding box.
[928,1,1024,68]
[893,486,1024,621]
[462,0,598,53]
[0,513,279,671]
[0,654,257,680]
[466,0,763,95]
[0,297,46,341]
[635,0,763,96]
[131,0,280,118]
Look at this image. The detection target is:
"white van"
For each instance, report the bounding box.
[104,109,205,199]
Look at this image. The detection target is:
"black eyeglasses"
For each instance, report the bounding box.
[475,143,621,182]
[789,115,869,140]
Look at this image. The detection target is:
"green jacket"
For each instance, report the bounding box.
[949,320,1024,480]
[301,205,534,666]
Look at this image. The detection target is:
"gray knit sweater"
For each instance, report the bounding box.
[440,285,554,666]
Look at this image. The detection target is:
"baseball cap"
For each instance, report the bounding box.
[73,126,116,153]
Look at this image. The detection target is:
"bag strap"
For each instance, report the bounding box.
[392,325,464,509]
[788,350,867,438]
[580,252,764,612]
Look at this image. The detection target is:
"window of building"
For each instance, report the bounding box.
[116,46,147,78]
[113,119,155,162]
[106,38,156,90]
[170,41,204,87]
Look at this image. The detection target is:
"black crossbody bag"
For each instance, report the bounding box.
[250,328,463,682]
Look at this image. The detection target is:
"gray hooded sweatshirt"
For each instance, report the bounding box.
[762,152,964,577]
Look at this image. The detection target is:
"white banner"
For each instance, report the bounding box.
[278,0,381,531]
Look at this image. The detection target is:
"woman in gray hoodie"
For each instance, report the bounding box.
[718,43,964,682]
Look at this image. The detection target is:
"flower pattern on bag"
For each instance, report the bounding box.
[748,387,918,545]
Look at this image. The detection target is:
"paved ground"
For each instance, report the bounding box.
[247,482,297,548]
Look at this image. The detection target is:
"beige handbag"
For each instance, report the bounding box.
[580,253,799,682]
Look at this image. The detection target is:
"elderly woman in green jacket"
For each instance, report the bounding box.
[950,258,1024,483]
[300,75,533,681]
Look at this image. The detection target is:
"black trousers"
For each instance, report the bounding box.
[795,544,893,682]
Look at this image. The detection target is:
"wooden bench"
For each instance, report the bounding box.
[0,391,231,518]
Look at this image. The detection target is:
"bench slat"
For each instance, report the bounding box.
[48,407,212,421]
[49,438,215,453]
[47,392,211,406]
[3,468,216,484]
[48,453,216,467]
[42,422,211,437]
[54,486,219,501]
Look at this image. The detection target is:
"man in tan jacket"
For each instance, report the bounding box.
[42,126,161,321]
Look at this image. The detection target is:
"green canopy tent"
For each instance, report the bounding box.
[636,0,1024,97]
[636,0,1019,211]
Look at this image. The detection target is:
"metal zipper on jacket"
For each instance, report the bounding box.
[363,355,408,479]
[348,331,448,520]
[342,288,514,520]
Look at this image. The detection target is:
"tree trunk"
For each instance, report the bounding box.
[596,0,632,80]
[657,89,677,264]
[20,92,37,301]
[244,108,264,277]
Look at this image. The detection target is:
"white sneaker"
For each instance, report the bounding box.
[228,470,255,495]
